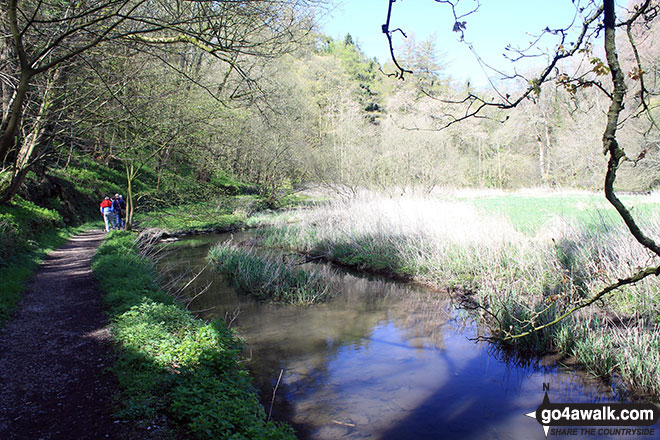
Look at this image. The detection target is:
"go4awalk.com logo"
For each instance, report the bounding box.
[525,385,659,438]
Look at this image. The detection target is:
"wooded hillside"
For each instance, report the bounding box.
[1,0,659,215]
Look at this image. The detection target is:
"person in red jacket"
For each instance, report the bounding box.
[99,196,113,232]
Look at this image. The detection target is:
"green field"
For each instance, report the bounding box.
[451,190,660,233]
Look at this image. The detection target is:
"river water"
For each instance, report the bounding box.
[159,232,654,440]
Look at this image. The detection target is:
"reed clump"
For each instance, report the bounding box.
[208,242,332,305]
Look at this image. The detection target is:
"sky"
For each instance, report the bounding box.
[319,0,600,87]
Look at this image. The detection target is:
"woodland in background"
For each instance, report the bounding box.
[1,0,660,215]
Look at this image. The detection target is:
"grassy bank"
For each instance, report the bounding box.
[255,191,660,397]
[208,243,332,304]
[92,232,295,439]
[135,199,252,233]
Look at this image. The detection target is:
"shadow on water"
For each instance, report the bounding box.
[159,232,650,440]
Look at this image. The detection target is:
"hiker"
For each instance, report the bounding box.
[99,196,114,232]
[112,194,121,229]
[113,194,126,229]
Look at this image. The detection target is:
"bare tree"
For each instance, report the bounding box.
[384,0,660,338]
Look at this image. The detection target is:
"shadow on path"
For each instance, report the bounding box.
[0,230,128,440]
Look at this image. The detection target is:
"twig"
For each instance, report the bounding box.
[268,369,284,422]
[176,262,210,297]
[381,0,413,79]
[184,282,212,309]
[189,305,217,314]
[224,307,241,328]
[332,420,356,428]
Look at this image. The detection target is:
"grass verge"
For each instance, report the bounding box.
[135,193,314,236]
[92,231,295,439]
[135,196,270,233]
[208,242,332,305]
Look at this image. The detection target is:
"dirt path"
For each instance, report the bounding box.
[0,230,128,439]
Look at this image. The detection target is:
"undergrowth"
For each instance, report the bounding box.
[93,231,295,439]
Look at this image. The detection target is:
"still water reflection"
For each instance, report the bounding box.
[160,232,651,440]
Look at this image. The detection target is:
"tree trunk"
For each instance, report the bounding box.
[0,69,59,204]
[602,0,660,257]
[0,70,33,165]
[537,133,546,183]
[125,163,135,231]
[543,120,551,179]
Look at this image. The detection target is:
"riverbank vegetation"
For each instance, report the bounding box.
[255,190,660,396]
[208,242,332,304]
[93,231,295,439]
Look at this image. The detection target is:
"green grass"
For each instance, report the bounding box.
[613,326,660,396]
[0,197,64,262]
[572,320,617,378]
[455,191,660,233]
[93,232,295,439]
[136,193,315,234]
[136,196,266,233]
[53,158,132,200]
[208,242,332,304]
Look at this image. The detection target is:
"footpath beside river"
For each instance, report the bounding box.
[0,231,127,440]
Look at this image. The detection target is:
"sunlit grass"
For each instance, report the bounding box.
[136,194,313,233]
[135,200,246,232]
[449,188,660,233]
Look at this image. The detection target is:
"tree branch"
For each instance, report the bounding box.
[503,264,660,340]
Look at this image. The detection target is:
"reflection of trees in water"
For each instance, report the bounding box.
[240,271,464,438]
[386,286,455,350]
[244,272,454,373]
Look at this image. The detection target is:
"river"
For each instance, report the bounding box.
[158,231,653,440]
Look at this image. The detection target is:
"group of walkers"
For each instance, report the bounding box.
[99,194,126,232]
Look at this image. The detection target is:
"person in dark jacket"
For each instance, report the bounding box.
[115,194,126,229]
[111,194,122,229]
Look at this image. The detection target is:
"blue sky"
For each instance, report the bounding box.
[319,0,598,87]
